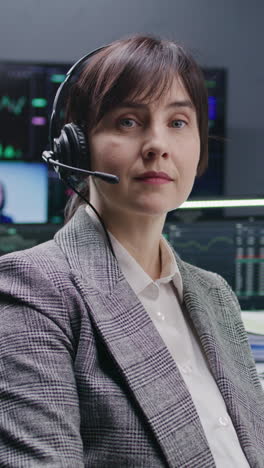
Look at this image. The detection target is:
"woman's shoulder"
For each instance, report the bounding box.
[0,239,73,305]
[0,237,88,337]
[174,249,236,292]
[0,238,69,275]
[179,256,241,309]
[181,258,223,285]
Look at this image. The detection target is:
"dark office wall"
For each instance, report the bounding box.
[1,0,263,202]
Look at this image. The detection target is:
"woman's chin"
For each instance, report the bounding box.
[128,201,181,217]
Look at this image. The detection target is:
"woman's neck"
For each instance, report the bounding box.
[103,211,166,280]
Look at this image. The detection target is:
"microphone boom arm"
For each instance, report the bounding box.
[42,151,119,184]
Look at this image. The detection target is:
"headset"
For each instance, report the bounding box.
[42,45,119,184]
[41,45,119,258]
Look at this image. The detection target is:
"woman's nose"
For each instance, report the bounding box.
[141,127,170,161]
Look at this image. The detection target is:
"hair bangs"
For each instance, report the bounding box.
[110,47,178,105]
[87,38,183,125]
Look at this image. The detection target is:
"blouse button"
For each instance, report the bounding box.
[181,364,192,374]
[218,415,229,427]
[157,311,165,320]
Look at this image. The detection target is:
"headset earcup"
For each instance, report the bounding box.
[70,124,89,170]
[53,123,89,172]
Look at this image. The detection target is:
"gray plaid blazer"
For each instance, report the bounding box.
[0,205,264,467]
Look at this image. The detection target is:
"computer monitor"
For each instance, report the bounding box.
[0,61,71,223]
[191,68,226,198]
[0,162,48,223]
[163,218,264,311]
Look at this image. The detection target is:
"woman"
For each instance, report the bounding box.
[0,35,263,467]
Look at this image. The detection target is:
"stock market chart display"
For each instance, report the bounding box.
[163,219,264,311]
[0,62,69,161]
[235,223,264,309]
[0,217,263,312]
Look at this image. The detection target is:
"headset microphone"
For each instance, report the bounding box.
[42,151,119,184]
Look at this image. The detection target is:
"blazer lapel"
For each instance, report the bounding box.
[55,206,216,467]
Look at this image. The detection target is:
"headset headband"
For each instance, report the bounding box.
[49,45,106,146]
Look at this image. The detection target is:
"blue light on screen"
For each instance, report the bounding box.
[208,96,217,121]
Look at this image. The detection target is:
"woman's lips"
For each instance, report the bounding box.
[135,177,172,184]
[134,171,173,184]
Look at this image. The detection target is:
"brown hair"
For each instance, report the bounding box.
[64,34,209,222]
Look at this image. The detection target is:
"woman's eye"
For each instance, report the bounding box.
[171,120,186,128]
[119,118,137,128]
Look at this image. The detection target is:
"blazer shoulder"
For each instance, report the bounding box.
[180,257,241,309]
[0,239,70,279]
[182,259,225,285]
[0,240,84,333]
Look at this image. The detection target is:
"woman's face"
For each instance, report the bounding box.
[88,78,200,220]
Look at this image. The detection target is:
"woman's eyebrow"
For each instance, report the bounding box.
[116,100,194,110]
[166,100,194,110]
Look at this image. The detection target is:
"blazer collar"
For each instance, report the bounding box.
[55,205,121,293]
[55,205,204,297]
